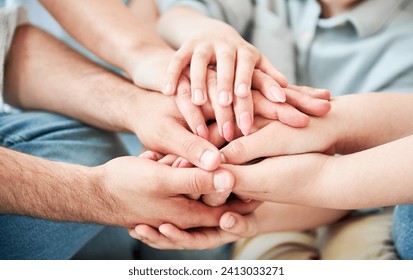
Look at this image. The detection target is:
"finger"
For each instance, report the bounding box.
[234,47,256,98]
[256,55,288,87]
[219,212,258,237]
[252,69,286,103]
[284,88,331,117]
[139,150,165,161]
[190,46,213,105]
[134,224,185,250]
[202,190,232,207]
[163,121,221,170]
[252,90,310,128]
[206,70,235,142]
[207,122,227,149]
[220,123,279,164]
[158,154,179,166]
[216,47,236,106]
[161,165,234,194]
[163,47,193,95]
[174,75,209,139]
[159,223,240,250]
[287,84,331,100]
[233,93,254,136]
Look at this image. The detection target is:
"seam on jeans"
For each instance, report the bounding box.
[0,132,29,147]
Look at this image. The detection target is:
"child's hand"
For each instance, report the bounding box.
[161,19,288,108]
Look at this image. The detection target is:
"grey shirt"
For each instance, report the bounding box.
[158,0,413,96]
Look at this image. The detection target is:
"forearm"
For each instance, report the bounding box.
[0,146,108,223]
[255,203,349,233]
[318,135,413,209]
[40,0,169,75]
[333,93,413,154]
[5,25,139,133]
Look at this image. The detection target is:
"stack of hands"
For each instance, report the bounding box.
[118,24,333,250]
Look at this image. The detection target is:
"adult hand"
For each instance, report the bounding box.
[128,91,222,170]
[96,155,260,228]
[128,211,258,250]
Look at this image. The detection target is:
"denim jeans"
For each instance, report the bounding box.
[392,204,413,259]
[0,110,232,260]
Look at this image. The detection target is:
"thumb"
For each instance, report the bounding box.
[162,166,234,195]
[219,212,258,238]
[166,122,221,171]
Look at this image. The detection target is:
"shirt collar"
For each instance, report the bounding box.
[317,0,407,38]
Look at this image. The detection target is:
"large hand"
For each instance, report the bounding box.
[128,91,222,170]
[96,156,260,228]
[128,211,258,250]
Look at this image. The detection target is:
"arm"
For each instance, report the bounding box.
[4,25,221,170]
[227,134,413,209]
[39,0,169,82]
[0,145,260,228]
[221,93,413,164]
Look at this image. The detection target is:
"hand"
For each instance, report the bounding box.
[128,210,259,250]
[128,90,222,170]
[220,96,339,165]
[223,154,331,207]
[96,155,260,228]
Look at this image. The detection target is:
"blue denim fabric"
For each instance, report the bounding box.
[0,110,132,259]
[392,204,413,260]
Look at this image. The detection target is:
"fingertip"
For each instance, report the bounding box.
[213,170,234,192]
[235,83,250,98]
[163,82,175,96]
[200,148,221,171]
[218,91,232,106]
[223,121,235,142]
[196,125,209,140]
[220,213,237,230]
[192,89,207,105]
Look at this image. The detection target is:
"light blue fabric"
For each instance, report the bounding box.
[0,110,133,259]
[393,205,413,260]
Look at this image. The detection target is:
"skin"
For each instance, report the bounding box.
[2,25,264,228]
[131,93,413,249]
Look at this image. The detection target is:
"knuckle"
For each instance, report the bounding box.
[227,140,247,158]
[187,171,208,194]
[206,70,218,87]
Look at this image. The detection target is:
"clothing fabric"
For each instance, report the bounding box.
[158,0,413,95]
[0,110,131,259]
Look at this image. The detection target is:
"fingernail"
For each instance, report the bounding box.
[172,157,183,168]
[140,151,155,160]
[192,89,205,104]
[213,171,232,192]
[222,215,236,229]
[196,125,209,139]
[178,159,190,168]
[220,153,227,164]
[200,149,220,170]
[223,121,234,142]
[219,91,230,106]
[239,112,252,136]
[163,83,173,95]
[270,86,286,103]
[236,83,249,97]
